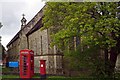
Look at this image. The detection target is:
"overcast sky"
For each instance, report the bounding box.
[0,0,45,49]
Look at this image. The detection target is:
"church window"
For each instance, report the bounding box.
[35,38,38,55]
[41,36,43,55]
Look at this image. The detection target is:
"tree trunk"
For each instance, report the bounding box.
[108,30,120,76]
[109,47,117,76]
[104,49,109,75]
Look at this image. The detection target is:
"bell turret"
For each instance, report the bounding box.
[21,14,27,29]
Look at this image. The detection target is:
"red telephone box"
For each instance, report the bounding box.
[40,60,46,79]
[20,49,34,78]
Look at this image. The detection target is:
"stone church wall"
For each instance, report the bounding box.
[28,29,48,55]
[7,7,63,75]
[28,28,63,75]
[7,38,20,61]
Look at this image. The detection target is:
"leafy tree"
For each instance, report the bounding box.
[42,2,120,77]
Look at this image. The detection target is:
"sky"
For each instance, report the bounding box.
[0,0,45,49]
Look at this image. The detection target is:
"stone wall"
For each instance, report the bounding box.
[7,38,20,61]
[28,29,49,55]
[28,29,49,73]
[28,28,63,75]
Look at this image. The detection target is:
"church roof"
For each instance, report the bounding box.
[26,17,43,36]
[6,32,19,47]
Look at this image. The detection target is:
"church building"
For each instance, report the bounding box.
[6,5,120,76]
[6,7,63,75]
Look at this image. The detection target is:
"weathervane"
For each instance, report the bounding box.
[22,14,25,17]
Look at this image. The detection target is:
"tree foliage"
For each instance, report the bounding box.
[43,2,120,49]
[42,2,120,77]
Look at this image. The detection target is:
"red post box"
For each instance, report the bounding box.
[20,49,34,78]
[40,60,46,79]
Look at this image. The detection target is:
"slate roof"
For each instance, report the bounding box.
[26,17,43,36]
